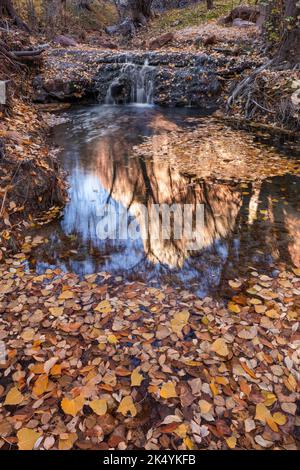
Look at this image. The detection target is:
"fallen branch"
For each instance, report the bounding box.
[227,60,273,109]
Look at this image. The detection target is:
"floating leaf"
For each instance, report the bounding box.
[199,399,212,414]
[228,302,241,313]
[95,300,112,315]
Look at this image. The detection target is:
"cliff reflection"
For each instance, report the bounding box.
[31,105,300,296]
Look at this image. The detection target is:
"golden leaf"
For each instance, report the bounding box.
[226,436,237,449]
[59,290,74,300]
[107,334,118,344]
[255,403,270,423]
[94,300,112,315]
[49,307,64,317]
[199,399,212,414]
[117,396,137,417]
[273,412,287,426]
[33,375,48,396]
[170,310,190,336]
[211,338,229,357]
[131,368,143,387]
[4,387,24,406]
[228,302,241,313]
[89,399,107,416]
[61,394,85,417]
[17,428,42,450]
[58,433,77,451]
[184,436,194,450]
[175,423,188,438]
[160,382,178,399]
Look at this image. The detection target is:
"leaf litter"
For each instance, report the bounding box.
[0,250,299,450]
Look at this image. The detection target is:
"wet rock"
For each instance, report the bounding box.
[148,32,175,50]
[34,50,226,107]
[53,35,78,47]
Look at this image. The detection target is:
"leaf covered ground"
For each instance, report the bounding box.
[0,244,299,450]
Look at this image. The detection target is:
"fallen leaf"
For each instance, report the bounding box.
[211,338,229,357]
[89,399,107,416]
[17,428,42,450]
[4,387,24,406]
[160,382,178,399]
[117,396,137,417]
[131,368,144,387]
[61,394,85,417]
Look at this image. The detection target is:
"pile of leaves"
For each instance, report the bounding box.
[0,241,299,450]
[0,98,66,258]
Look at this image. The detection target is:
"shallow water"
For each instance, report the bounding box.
[30,105,300,297]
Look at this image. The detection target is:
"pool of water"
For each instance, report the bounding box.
[29,104,300,297]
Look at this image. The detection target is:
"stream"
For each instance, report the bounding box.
[30,104,300,298]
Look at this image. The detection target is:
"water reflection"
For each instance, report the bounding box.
[31,105,300,297]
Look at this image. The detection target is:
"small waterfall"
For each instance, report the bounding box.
[105,58,155,105]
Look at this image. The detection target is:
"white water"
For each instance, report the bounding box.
[105,59,154,105]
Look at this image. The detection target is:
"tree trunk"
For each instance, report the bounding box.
[113,0,154,25]
[0,0,30,32]
[277,0,300,64]
[206,0,214,10]
[261,0,300,65]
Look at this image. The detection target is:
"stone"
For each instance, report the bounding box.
[53,35,77,47]
[148,32,175,50]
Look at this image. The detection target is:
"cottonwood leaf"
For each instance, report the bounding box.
[211,338,229,357]
[49,307,64,318]
[226,436,237,449]
[33,375,48,396]
[89,399,107,416]
[170,310,189,336]
[61,394,85,417]
[4,387,24,406]
[17,428,42,450]
[131,368,143,387]
[59,290,74,300]
[255,403,270,423]
[160,382,178,399]
[273,412,287,425]
[117,396,137,417]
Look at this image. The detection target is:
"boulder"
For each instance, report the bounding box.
[232,18,256,28]
[106,19,136,37]
[224,6,259,24]
[53,35,77,47]
[148,32,175,50]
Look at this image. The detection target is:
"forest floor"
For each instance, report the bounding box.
[0,2,299,452]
